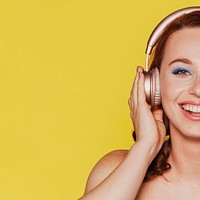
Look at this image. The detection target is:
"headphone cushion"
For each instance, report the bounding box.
[151,67,161,106]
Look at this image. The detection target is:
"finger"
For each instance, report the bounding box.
[137,69,147,106]
[129,67,139,110]
[133,66,143,107]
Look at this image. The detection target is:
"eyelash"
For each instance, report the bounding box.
[172,68,192,76]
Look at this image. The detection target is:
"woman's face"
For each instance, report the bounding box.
[160,28,200,138]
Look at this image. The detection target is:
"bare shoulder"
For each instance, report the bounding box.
[84,149,128,194]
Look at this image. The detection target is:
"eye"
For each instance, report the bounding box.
[171,67,192,77]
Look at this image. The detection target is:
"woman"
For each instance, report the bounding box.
[80,8,200,199]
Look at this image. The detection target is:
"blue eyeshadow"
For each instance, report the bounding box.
[171,67,191,74]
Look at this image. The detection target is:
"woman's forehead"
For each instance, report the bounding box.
[162,28,200,63]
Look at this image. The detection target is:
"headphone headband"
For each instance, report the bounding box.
[145,6,200,71]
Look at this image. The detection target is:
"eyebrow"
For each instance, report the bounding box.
[169,58,193,66]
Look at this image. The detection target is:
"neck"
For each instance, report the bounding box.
[167,126,200,182]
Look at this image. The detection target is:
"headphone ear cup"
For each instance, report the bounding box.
[144,67,161,106]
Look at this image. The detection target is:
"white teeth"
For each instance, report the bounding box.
[182,104,200,113]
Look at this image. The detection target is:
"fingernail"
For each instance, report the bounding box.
[137,66,144,73]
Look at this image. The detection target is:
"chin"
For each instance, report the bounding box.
[185,127,200,139]
[170,123,200,141]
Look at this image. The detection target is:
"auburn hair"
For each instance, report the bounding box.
[144,10,200,181]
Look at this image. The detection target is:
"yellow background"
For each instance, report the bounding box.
[0,0,198,199]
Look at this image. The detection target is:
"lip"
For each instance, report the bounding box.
[179,101,200,121]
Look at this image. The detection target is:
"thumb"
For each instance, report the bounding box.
[152,108,164,123]
[152,108,167,140]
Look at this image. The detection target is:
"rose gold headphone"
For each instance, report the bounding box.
[144,6,200,106]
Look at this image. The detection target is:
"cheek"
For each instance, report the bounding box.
[160,74,186,104]
[160,77,174,103]
[160,76,179,118]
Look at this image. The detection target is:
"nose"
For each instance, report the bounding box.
[189,75,200,97]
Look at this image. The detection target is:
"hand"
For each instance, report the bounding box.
[128,66,166,151]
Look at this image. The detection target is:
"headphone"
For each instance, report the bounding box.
[144,6,200,106]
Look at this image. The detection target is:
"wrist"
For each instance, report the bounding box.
[130,140,159,165]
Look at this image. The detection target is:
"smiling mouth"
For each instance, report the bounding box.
[181,104,200,114]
